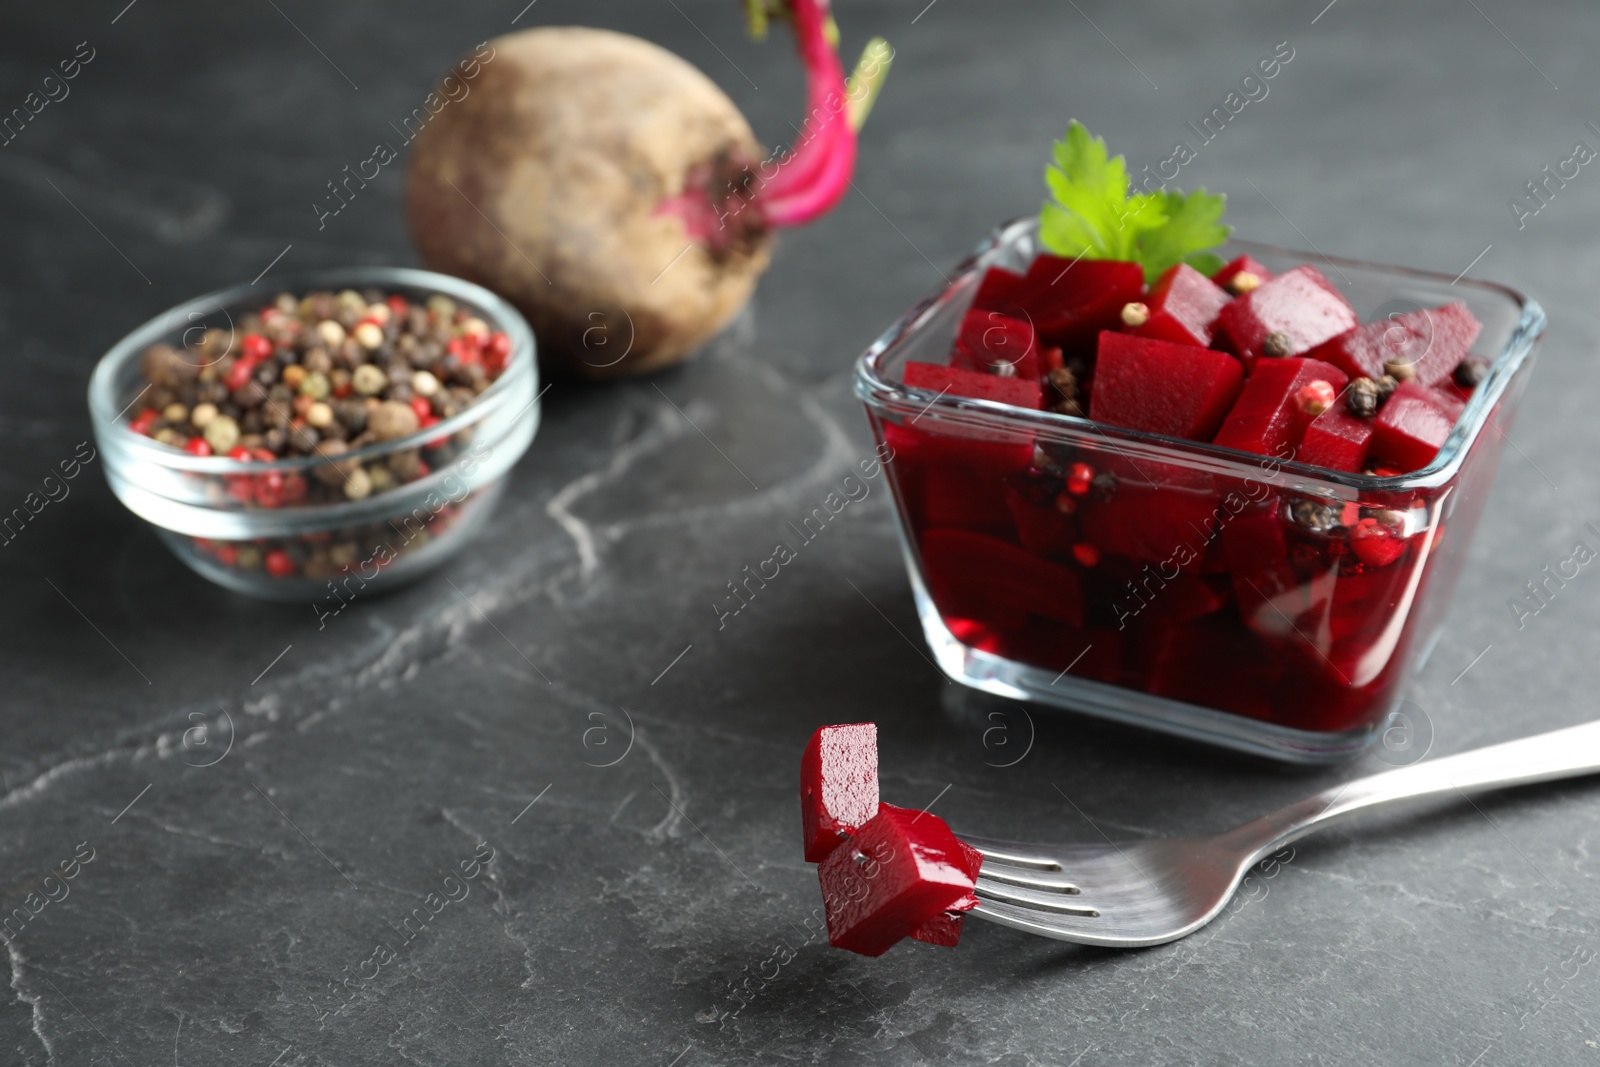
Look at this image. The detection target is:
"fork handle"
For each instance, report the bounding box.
[1228,719,1600,862]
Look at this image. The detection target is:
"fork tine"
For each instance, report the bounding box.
[975,878,1099,916]
[969,899,1132,946]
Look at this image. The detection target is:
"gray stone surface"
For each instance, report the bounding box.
[2,0,1599,1063]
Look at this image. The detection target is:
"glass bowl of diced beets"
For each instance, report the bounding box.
[88,267,538,602]
[854,217,1544,762]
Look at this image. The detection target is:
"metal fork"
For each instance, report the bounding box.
[963,719,1600,947]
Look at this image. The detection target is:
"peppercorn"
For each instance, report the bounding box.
[353,321,384,351]
[299,372,331,400]
[282,364,307,390]
[1294,380,1337,416]
[312,440,351,486]
[306,401,335,429]
[1261,331,1293,358]
[370,400,420,440]
[236,545,262,570]
[366,465,398,494]
[1374,374,1399,402]
[352,364,387,396]
[300,348,331,375]
[1383,358,1416,382]
[1347,377,1380,418]
[1454,357,1489,389]
[288,425,320,452]
[1052,399,1083,417]
[1290,497,1340,534]
[427,294,456,321]
[163,402,189,424]
[411,370,441,397]
[1120,302,1150,328]
[234,381,268,409]
[317,320,346,348]
[337,400,368,434]
[388,449,422,480]
[1067,462,1094,496]
[1228,271,1262,295]
[1047,366,1078,402]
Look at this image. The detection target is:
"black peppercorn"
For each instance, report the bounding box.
[1347,377,1380,418]
[289,424,320,452]
[1261,331,1293,359]
[1454,357,1489,389]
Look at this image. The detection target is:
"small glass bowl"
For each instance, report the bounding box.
[854,218,1545,763]
[88,267,539,602]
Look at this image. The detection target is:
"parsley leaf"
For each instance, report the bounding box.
[1039,122,1231,283]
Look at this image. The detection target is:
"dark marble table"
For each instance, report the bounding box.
[3,1,1599,1063]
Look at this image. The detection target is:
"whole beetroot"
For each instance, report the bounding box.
[405,2,885,379]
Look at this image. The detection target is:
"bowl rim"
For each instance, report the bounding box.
[853,217,1546,492]
[87,265,538,475]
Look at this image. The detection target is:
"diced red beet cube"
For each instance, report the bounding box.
[1017,257,1145,352]
[1133,264,1231,348]
[903,361,1043,411]
[817,803,981,957]
[1213,357,1349,459]
[882,420,1032,536]
[1075,456,1223,574]
[908,839,983,947]
[800,724,879,863]
[1370,381,1465,472]
[908,910,966,946]
[1304,302,1482,387]
[1139,616,1281,722]
[1147,572,1231,623]
[1212,254,1274,291]
[1299,401,1374,472]
[951,309,1040,379]
[1003,478,1078,557]
[1091,331,1243,441]
[1214,266,1359,370]
[970,265,1027,313]
[920,529,1084,625]
[1220,508,1339,648]
[1349,518,1408,567]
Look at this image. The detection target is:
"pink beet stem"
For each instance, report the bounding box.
[758,0,857,227]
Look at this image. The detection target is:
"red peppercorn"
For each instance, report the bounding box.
[448,336,482,364]
[254,469,287,508]
[242,333,274,361]
[183,437,213,457]
[1067,462,1095,496]
[1072,543,1100,568]
[227,446,253,461]
[386,294,409,317]
[409,396,433,423]
[224,358,257,391]
[214,544,238,566]
[281,472,308,504]
[263,549,296,577]
[1294,380,1337,417]
[130,408,161,435]
[251,447,276,462]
